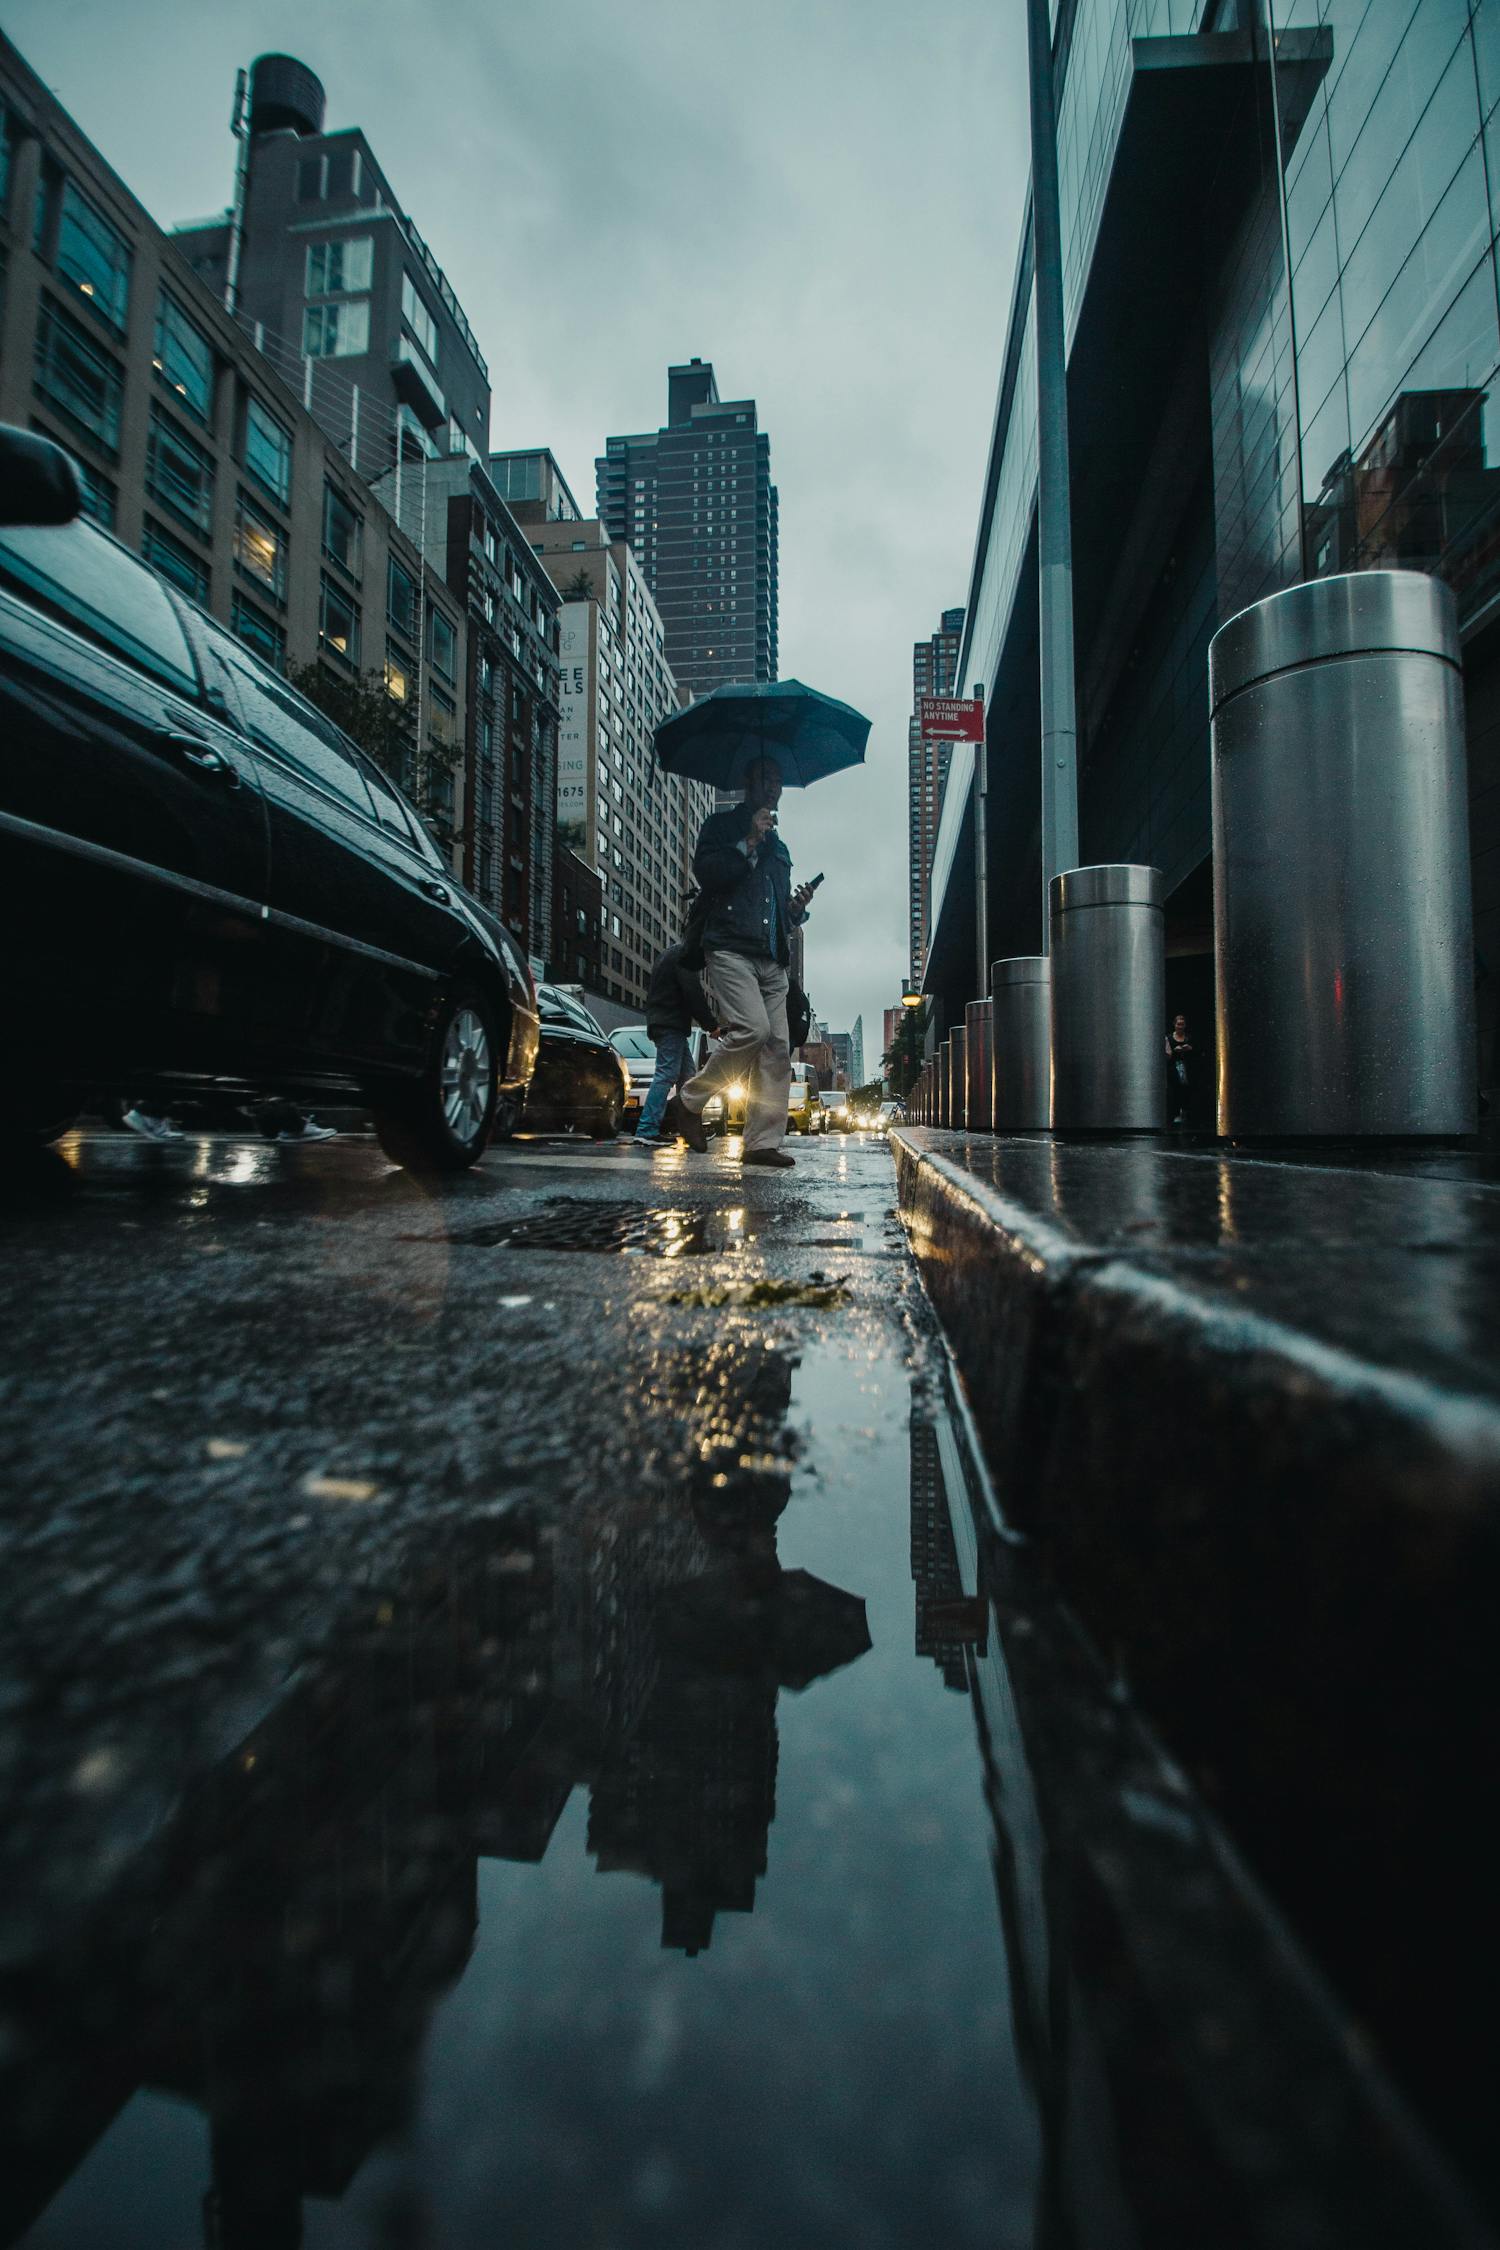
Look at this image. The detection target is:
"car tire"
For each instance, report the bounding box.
[492,1092,522,1144]
[371,986,500,1174]
[591,1096,622,1140]
[2,1088,79,1153]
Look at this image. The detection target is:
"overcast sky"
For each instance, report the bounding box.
[4,0,1029,1057]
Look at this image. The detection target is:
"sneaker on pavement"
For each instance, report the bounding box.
[278,1118,339,1143]
[120,1107,182,1141]
[666,1095,708,1153]
[742,1148,795,1169]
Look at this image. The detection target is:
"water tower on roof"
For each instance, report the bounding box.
[246,53,325,138]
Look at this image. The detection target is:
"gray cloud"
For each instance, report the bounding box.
[5,0,1029,1054]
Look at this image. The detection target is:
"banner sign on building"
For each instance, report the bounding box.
[556,607,591,853]
[919,696,985,743]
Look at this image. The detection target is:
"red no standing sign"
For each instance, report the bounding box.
[919,696,984,742]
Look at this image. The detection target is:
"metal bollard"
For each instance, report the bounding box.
[990,957,1051,1129]
[936,1041,951,1127]
[1210,570,1475,1137]
[1050,865,1165,1131]
[949,1027,969,1129]
[965,1000,993,1133]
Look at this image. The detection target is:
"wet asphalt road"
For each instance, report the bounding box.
[2,1127,1482,2250]
[0,1125,1045,2250]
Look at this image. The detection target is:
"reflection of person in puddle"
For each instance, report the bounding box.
[593,1348,871,1954]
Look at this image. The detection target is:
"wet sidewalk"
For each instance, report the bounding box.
[0,1131,1492,2246]
[894,1126,1500,2228]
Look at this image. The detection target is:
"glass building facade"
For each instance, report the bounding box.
[928,0,1500,1096]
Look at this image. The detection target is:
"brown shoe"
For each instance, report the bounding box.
[742,1148,795,1168]
[666,1095,708,1153]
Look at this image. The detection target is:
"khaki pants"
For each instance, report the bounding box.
[682,949,790,1154]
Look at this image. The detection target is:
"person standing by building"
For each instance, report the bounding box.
[669,756,817,1169]
[1165,1013,1195,1127]
[634,942,718,1147]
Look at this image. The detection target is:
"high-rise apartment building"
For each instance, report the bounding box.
[173,55,490,489]
[596,358,778,706]
[528,504,710,1010]
[908,606,964,984]
[375,453,560,963]
[0,32,468,864]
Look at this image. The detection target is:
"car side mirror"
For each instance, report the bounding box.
[0,425,83,528]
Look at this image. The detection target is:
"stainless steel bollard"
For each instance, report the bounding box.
[990,957,1052,1129]
[949,1028,969,1129]
[936,1041,951,1127]
[1210,570,1475,1137]
[1049,865,1166,1131]
[965,1000,993,1133]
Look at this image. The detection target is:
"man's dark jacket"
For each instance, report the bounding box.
[692,802,802,968]
[645,943,718,1040]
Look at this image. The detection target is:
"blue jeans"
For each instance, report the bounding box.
[637,1029,691,1139]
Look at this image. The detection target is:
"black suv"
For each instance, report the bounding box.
[0,428,538,1172]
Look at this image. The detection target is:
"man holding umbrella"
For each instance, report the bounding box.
[668,755,815,1167]
[653,677,870,1168]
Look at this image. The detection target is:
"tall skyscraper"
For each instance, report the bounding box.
[908,606,964,984]
[596,358,778,706]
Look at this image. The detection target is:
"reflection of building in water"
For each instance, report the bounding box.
[1307,390,1500,605]
[3,1349,871,2239]
[588,1667,779,1957]
[909,1417,972,1691]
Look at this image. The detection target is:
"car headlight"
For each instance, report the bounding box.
[728,1082,746,1102]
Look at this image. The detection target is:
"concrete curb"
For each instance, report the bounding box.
[893,1126,1500,2216]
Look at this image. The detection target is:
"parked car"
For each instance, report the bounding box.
[0,425,538,1172]
[609,1023,709,1131]
[523,985,630,1136]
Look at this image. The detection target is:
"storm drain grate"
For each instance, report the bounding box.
[435,1198,718,1257]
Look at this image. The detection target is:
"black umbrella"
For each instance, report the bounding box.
[654,678,871,792]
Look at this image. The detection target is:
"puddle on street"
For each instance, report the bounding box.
[3,1329,1066,2250]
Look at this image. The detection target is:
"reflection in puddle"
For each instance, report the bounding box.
[2,1333,1435,2247]
[3,1345,887,2247]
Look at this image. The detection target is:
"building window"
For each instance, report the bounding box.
[244,395,292,504]
[428,604,456,681]
[322,481,362,576]
[387,555,419,642]
[231,593,286,671]
[401,273,438,365]
[385,642,411,701]
[303,299,370,358]
[0,101,14,215]
[153,292,214,421]
[146,405,214,535]
[234,490,286,598]
[297,155,325,202]
[33,298,123,451]
[55,181,131,332]
[319,573,360,665]
[306,236,373,295]
[142,516,209,603]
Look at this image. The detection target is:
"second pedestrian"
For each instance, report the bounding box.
[634,941,719,1147]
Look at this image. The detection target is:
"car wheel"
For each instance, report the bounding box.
[591,1096,622,1140]
[1,1088,79,1153]
[492,1092,522,1144]
[371,987,499,1174]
